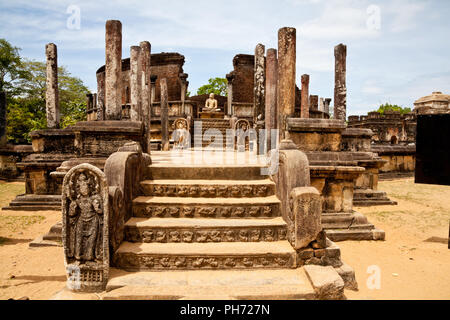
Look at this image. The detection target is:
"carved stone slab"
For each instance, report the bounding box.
[62,163,109,292]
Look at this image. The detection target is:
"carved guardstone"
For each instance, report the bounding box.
[62,163,109,292]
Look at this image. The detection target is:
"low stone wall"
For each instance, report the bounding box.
[371,144,416,173]
[0,145,33,180]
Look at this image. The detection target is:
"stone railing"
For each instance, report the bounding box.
[272,140,322,249]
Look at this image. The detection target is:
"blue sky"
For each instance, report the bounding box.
[1,0,449,115]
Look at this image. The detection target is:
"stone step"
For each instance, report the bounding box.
[103,268,317,300]
[140,179,276,197]
[112,241,296,271]
[353,199,398,206]
[132,195,280,218]
[124,217,287,243]
[324,229,385,242]
[146,163,270,180]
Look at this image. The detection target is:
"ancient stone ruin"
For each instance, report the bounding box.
[2,18,417,299]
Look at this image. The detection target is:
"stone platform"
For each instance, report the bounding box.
[99,266,346,300]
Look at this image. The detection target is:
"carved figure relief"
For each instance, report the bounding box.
[62,163,109,292]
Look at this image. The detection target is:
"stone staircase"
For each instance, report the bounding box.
[193,119,232,149]
[112,162,296,271]
[104,157,354,299]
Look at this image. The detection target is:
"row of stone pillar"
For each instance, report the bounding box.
[260,27,347,140]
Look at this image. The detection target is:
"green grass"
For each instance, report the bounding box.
[0,215,45,233]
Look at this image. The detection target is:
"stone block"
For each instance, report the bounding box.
[289,187,322,249]
[304,265,345,300]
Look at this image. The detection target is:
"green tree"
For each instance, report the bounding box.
[0,38,28,94]
[7,60,88,143]
[196,77,227,96]
[375,103,411,115]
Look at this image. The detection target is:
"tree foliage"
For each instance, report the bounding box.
[1,39,89,144]
[0,39,28,93]
[375,103,411,115]
[196,77,227,96]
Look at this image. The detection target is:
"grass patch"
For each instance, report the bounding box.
[0,215,45,233]
[0,181,25,207]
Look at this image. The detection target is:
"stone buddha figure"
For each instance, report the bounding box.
[203,93,220,112]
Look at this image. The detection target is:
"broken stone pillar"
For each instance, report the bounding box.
[226,73,234,117]
[319,98,324,112]
[277,27,296,137]
[265,48,278,150]
[309,95,319,111]
[160,78,169,151]
[300,74,309,118]
[45,43,60,128]
[130,46,142,121]
[179,73,188,115]
[0,91,6,146]
[334,43,347,121]
[86,93,93,121]
[150,75,157,104]
[140,41,151,125]
[96,72,105,120]
[105,20,122,120]
[254,43,265,122]
[324,98,331,115]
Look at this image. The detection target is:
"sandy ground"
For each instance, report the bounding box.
[0,178,449,300]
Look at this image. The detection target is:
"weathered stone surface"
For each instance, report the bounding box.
[304,265,345,299]
[129,46,142,121]
[225,73,234,117]
[277,27,296,135]
[160,78,169,151]
[45,43,60,128]
[334,43,347,121]
[309,95,318,111]
[289,187,321,249]
[140,41,151,135]
[104,268,316,300]
[105,20,122,120]
[324,98,331,115]
[254,43,265,122]
[300,74,309,118]
[265,48,278,150]
[62,163,109,292]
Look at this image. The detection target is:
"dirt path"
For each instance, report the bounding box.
[342,178,450,299]
[0,178,449,299]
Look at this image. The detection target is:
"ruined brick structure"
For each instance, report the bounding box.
[96,52,186,105]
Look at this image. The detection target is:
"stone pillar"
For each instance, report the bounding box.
[105,20,122,120]
[93,93,98,120]
[160,78,169,151]
[226,73,234,117]
[319,98,324,112]
[179,73,188,115]
[265,48,278,151]
[334,43,347,121]
[150,75,157,105]
[300,74,309,118]
[86,93,93,121]
[254,43,265,122]
[309,95,318,111]
[140,41,151,125]
[45,43,60,128]
[0,91,6,146]
[324,98,331,115]
[130,46,142,121]
[277,27,296,137]
[96,72,105,120]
